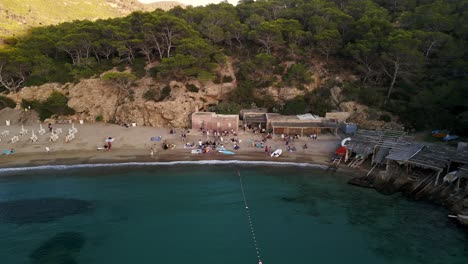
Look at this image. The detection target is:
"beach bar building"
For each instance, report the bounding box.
[267,113,339,137]
[191,112,239,132]
[240,108,268,128]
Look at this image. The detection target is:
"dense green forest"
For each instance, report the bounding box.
[0,0,467,135]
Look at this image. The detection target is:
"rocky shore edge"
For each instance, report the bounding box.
[349,171,468,228]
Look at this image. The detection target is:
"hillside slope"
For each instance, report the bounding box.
[0,0,183,40]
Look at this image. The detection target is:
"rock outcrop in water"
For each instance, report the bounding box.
[349,171,468,227]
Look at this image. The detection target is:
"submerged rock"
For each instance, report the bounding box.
[348,176,375,188]
[0,197,93,224]
[30,232,85,264]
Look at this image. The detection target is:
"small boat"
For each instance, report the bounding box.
[458,215,468,225]
[443,134,459,141]
[448,214,468,225]
[271,149,282,157]
[219,150,235,155]
[432,129,450,138]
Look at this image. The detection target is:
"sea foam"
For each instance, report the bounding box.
[0,160,328,174]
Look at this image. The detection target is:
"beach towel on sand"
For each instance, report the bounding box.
[2,150,14,155]
[151,136,162,141]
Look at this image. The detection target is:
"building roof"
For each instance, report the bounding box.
[192,112,238,118]
[348,129,410,158]
[271,121,338,129]
[192,112,215,116]
[386,144,424,162]
[240,108,268,113]
[352,130,410,149]
[297,113,321,120]
[408,146,453,171]
[244,113,267,123]
[374,147,390,164]
[451,150,468,164]
[457,164,468,179]
[346,140,375,157]
[267,114,323,123]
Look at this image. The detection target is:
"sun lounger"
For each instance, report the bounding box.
[38,124,46,135]
[19,125,28,136]
[65,133,75,143]
[49,133,59,142]
[9,136,19,143]
[30,130,38,142]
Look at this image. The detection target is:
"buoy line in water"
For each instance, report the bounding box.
[237,169,263,264]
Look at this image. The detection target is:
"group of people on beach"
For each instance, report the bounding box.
[146,126,320,157]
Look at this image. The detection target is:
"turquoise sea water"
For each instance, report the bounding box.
[0,163,467,264]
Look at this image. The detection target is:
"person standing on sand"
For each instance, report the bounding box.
[264,146,269,155]
[48,123,53,132]
[106,137,113,151]
[150,147,155,157]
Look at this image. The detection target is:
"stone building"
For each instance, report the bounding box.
[191,112,239,132]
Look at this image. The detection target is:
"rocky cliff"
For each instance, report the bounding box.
[4,57,404,130]
[7,65,235,128]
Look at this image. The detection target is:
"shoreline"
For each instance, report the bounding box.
[0,149,347,172]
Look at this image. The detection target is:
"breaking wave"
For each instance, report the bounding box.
[0,160,328,174]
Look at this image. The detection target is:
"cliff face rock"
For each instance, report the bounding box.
[68,79,119,122]
[7,75,230,128]
[339,101,404,130]
[264,87,305,101]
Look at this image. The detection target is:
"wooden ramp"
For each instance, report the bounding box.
[327,156,342,173]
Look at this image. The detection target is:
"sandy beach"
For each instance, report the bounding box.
[0,122,344,170]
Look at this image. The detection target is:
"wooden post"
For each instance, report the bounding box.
[371,147,376,165]
[367,164,378,177]
[301,128,303,138]
[435,170,442,186]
